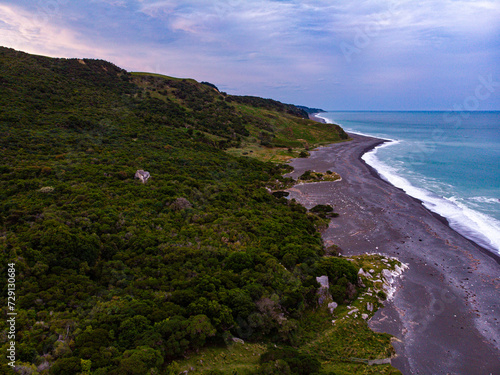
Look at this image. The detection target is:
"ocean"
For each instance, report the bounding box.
[316,111,500,255]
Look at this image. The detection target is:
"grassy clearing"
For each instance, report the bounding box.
[131,71,195,82]
[225,103,350,163]
[225,144,299,163]
[174,342,266,374]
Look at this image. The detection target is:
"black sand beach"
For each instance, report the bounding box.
[287,131,500,374]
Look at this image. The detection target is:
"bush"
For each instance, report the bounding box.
[377,290,387,300]
[299,170,315,180]
[310,204,333,213]
[260,346,321,375]
[49,357,82,375]
[272,191,289,199]
[299,151,309,158]
[315,257,358,285]
[314,258,359,303]
[310,204,339,219]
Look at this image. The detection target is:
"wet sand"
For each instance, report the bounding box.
[287,132,500,374]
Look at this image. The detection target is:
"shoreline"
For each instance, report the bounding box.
[286,131,500,374]
[308,112,327,123]
[311,112,500,263]
[357,136,500,266]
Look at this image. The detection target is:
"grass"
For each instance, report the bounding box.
[224,103,350,163]
[225,143,299,163]
[130,73,351,164]
[298,170,342,183]
[131,71,196,82]
[174,342,267,374]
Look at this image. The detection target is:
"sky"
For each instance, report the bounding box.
[1,0,499,110]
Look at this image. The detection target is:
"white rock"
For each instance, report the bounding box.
[362,314,369,320]
[316,275,329,288]
[134,169,151,183]
[328,302,338,314]
[358,268,371,278]
[316,275,332,305]
[382,269,393,284]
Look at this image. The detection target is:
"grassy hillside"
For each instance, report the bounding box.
[129,72,349,163]
[0,47,396,375]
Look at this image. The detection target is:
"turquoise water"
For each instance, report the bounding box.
[317,111,500,254]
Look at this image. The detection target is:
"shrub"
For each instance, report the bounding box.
[260,346,321,375]
[310,204,333,213]
[377,290,387,300]
[315,257,357,285]
[299,170,315,180]
[272,191,289,199]
[49,357,82,375]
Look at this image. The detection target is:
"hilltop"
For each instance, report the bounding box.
[0,47,398,375]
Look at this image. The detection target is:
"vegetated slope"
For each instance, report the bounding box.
[0,47,357,375]
[131,72,348,161]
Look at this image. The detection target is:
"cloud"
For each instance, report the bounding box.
[0,0,498,109]
[0,4,110,58]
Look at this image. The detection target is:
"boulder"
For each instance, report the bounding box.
[328,302,338,314]
[316,275,329,288]
[134,169,150,183]
[316,275,332,305]
[38,186,54,193]
[382,269,393,284]
[232,337,244,344]
[358,268,371,278]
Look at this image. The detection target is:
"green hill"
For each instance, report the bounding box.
[0,47,397,375]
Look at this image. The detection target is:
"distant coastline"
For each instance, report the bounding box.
[308,112,327,123]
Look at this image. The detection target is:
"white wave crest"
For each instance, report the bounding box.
[469,196,500,204]
[362,145,500,254]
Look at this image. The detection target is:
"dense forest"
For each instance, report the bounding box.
[0,47,396,375]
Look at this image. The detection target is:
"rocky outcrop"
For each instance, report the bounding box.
[316,275,332,306]
[134,169,150,183]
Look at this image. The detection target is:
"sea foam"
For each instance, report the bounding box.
[362,143,500,254]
